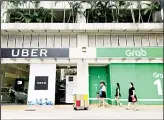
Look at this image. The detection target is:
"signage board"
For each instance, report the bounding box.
[1,48,69,58]
[34,76,48,90]
[96,47,163,58]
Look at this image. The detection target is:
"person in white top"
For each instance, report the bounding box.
[100,81,108,108]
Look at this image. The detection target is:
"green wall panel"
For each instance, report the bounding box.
[89,66,108,104]
[110,64,136,105]
[110,63,163,105]
[135,63,163,105]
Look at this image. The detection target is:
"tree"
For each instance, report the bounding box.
[137,1,143,23]
[94,1,111,23]
[55,1,67,23]
[143,1,160,22]
[124,1,135,23]
[129,1,135,23]
[84,1,112,23]
[68,1,84,23]
[31,0,40,9]
[112,1,127,23]
[3,9,22,23]
[8,1,27,8]
[83,1,97,23]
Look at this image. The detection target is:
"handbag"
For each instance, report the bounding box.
[131,96,136,102]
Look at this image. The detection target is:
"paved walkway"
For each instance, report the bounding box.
[1,105,163,119]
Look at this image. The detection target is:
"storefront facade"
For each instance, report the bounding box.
[1,23,163,105]
[89,47,163,105]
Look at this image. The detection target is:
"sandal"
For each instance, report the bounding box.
[119,103,122,107]
[105,103,108,107]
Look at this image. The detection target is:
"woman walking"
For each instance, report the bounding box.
[127,82,138,111]
[100,81,108,108]
[115,83,122,107]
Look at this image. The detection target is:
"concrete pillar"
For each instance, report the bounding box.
[160,0,163,20]
[28,64,56,105]
[76,62,89,94]
[161,9,163,20]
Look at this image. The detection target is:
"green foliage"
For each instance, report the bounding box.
[143,1,161,22]
[30,0,40,8]
[86,1,129,23]
[8,0,27,7]
[4,0,162,23]
[143,1,160,15]
[67,1,84,23]
[6,7,56,23]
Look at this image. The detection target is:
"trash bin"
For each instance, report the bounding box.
[73,94,89,110]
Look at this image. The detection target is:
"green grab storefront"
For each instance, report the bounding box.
[89,47,163,105]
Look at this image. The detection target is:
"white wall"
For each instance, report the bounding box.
[76,62,89,94]
[2,33,163,48]
[70,47,96,59]
[27,64,56,105]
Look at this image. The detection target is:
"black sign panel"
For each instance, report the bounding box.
[15,79,25,92]
[1,48,69,58]
[34,76,48,90]
[68,77,73,82]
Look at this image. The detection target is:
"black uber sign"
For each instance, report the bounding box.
[34,76,48,90]
[1,48,69,58]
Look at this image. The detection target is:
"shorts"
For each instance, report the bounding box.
[100,91,106,98]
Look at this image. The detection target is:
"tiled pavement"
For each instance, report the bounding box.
[1,105,163,119]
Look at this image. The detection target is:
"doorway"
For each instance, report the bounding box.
[55,64,77,105]
[89,64,111,104]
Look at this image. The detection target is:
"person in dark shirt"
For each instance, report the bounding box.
[126,82,138,111]
[115,83,122,107]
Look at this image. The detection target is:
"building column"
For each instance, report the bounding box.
[76,62,89,95]
[161,9,163,20]
[27,64,56,105]
[160,0,163,20]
